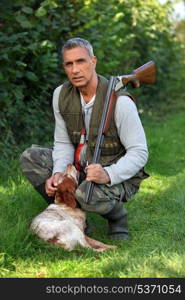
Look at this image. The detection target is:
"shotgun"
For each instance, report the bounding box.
[84,61,156,203]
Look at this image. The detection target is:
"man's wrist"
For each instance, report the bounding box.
[104,169,111,184]
[52,170,64,176]
[54,172,63,175]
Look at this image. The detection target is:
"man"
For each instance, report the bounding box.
[20,37,149,241]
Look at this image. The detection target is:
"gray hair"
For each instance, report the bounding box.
[61,37,94,58]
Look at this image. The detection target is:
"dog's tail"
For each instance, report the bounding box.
[84,235,117,252]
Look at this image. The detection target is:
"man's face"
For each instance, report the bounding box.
[62,46,97,88]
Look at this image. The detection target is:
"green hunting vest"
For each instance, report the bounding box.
[59,74,149,188]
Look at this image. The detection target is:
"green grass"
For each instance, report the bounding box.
[0,109,185,278]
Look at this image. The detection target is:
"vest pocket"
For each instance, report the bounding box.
[89,134,124,157]
[89,142,123,156]
[71,131,81,145]
[62,113,83,145]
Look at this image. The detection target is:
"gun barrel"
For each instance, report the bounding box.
[84,76,116,204]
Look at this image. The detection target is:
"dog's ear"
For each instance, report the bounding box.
[61,191,77,208]
[55,176,77,208]
[55,179,65,204]
[55,189,63,204]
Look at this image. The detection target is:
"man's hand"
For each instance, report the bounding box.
[45,172,63,197]
[86,163,110,184]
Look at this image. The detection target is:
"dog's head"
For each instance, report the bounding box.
[63,164,79,186]
[54,164,79,208]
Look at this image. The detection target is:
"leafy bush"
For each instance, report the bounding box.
[0,0,85,166]
[0,0,184,168]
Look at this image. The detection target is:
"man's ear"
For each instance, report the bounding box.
[92,56,97,68]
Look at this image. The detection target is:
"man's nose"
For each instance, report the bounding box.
[72,63,80,73]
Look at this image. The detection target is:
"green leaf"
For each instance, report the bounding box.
[13,88,24,100]
[26,72,38,82]
[0,72,4,80]
[35,7,47,17]
[16,61,27,67]
[21,7,33,14]
[42,0,58,8]
[48,0,58,8]
[15,15,32,29]
[40,40,54,49]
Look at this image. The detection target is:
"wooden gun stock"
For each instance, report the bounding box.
[104,61,156,134]
[121,61,156,87]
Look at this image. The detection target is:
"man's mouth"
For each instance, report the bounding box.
[72,76,84,82]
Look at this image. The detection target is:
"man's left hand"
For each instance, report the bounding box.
[85,163,110,184]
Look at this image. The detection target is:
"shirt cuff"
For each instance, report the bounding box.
[52,165,66,175]
[103,166,117,186]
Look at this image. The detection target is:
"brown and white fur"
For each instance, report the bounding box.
[30,164,116,252]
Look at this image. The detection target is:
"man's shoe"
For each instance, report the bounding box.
[102,202,128,241]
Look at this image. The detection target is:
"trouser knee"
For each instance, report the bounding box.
[75,180,123,215]
[19,145,53,187]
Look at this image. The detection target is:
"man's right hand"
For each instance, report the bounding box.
[45,172,63,197]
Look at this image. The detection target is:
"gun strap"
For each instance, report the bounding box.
[74,127,86,171]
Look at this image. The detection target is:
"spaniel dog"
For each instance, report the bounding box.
[30,164,116,252]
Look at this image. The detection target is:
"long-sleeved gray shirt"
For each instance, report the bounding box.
[52,84,149,186]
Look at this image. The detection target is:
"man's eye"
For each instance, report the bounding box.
[65,62,73,67]
[77,59,86,63]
